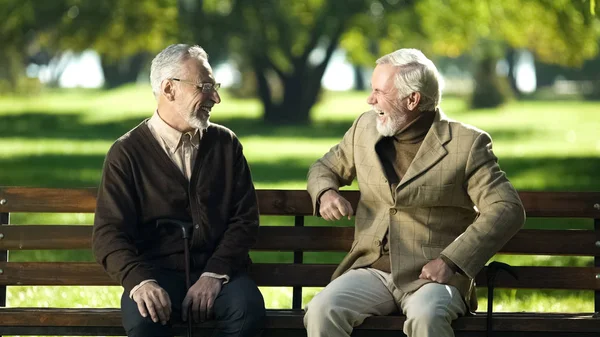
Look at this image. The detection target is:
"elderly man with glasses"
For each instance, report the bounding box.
[92,44,265,337]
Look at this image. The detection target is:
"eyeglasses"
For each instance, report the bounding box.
[171,78,221,93]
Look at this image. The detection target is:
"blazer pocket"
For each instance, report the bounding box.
[415,184,457,206]
[421,244,446,260]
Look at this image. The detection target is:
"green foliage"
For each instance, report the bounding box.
[41,0,179,61]
[413,0,600,67]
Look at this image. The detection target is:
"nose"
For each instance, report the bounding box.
[366,91,376,105]
[211,90,221,104]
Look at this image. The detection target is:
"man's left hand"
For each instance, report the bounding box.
[181,276,223,323]
[419,258,454,284]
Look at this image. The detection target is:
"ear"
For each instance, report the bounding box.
[161,79,176,101]
[407,92,421,111]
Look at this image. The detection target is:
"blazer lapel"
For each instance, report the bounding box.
[397,110,452,189]
[373,133,395,204]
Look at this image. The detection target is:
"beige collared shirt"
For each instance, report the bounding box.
[147,111,201,180]
[129,111,228,299]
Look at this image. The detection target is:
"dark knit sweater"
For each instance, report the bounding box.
[92,120,259,294]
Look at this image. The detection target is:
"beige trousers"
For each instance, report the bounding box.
[304,268,467,337]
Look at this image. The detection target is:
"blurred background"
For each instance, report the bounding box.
[1,0,600,333]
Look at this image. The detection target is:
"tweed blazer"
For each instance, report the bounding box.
[307,109,525,309]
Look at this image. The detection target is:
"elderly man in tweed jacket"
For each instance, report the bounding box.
[304,49,525,337]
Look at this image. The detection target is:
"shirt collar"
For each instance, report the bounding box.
[148,110,201,153]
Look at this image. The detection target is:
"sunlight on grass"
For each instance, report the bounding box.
[1,86,599,328]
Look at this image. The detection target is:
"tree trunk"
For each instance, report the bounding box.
[101,53,147,89]
[353,65,365,91]
[471,55,513,109]
[262,72,314,125]
[505,48,521,98]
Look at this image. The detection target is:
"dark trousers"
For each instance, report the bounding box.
[121,270,266,337]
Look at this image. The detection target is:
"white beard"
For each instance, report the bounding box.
[177,102,210,131]
[187,114,210,130]
[375,110,405,137]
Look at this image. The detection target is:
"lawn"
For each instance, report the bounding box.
[1,85,599,335]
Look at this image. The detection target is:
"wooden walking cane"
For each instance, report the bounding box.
[156,219,194,337]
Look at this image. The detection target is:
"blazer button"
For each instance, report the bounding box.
[389,208,397,215]
[375,240,382,246]
[194,224,200,229]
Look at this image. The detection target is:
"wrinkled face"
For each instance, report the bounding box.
[367,64,414,137]
[174,58,221,130]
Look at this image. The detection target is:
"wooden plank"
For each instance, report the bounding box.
[499,229,599,256]
[0,262,599,290]
[0,309,598,333]
[518,191,600,218]
[0,225,93,250]
[1,226,598,256]
[0,187,97,213]
[2,187,600,218]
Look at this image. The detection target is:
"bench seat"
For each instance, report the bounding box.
[1,308,599,336]
[1,187,600,336]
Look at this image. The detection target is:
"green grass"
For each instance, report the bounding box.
[1,85,599,336]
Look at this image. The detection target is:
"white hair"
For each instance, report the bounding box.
[376,48,444,111]
[150,44,208,98]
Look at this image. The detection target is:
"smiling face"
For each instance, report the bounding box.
[367,64,419,137]
[158,56,221,132]
[173,57,221,131]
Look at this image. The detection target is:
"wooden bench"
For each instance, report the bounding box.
[0,186,599,336]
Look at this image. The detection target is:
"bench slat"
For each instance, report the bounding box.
[1,262,599,290]
[2,187,600,218]
[0,308,598,333]
[1,225,597,256]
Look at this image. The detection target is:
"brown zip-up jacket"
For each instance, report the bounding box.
[92,120,259,294]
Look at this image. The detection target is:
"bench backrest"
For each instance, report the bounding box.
[1,187,599,310]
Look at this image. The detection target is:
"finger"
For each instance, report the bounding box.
[181,295,191,321]
[136,299,148,318]
[346,203,354,219]
[330,207,343,220]
[199,296,208,322]
[152,296,168,325]
[337,202,349,217]
[206,296,215,320]
[193,296,202,323]
[157,292,171,322]
[145,299,159,323]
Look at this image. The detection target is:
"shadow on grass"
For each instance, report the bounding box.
[0,112,146,141]
[2,111,541,146]
[2,151,599,191]
[0,154,106,187]
[499,156,600,191]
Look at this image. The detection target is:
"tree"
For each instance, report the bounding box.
[338,0,600,108]
[414,0,600,107]
[0,0,178,90]
[177,0,420,125]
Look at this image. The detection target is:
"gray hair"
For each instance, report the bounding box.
[150,44,209,98]
[376,49,443,111]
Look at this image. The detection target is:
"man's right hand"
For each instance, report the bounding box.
[132,281,172,325]
[319,190,354,221]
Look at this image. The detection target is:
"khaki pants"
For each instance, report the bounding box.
[304,268,466,337]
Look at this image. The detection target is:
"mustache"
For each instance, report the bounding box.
[371,105,385,115]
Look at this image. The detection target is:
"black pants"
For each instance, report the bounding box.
[121,270,265,337]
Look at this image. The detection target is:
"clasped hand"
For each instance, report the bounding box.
[319,190,354,221]
[419,258,454,284]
